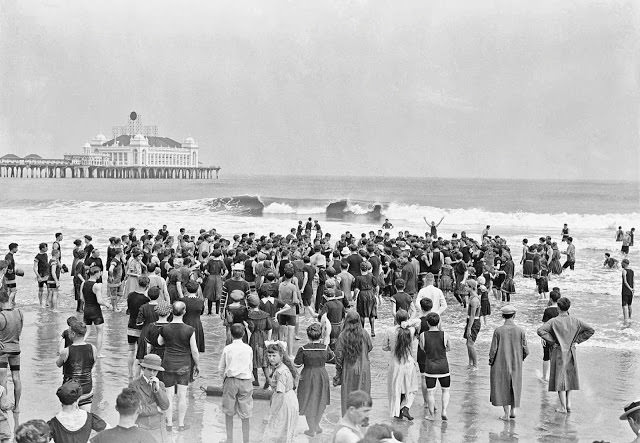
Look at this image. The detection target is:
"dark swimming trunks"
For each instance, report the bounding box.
[463,318,481,342]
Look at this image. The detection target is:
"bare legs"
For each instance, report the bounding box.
[623,305,632,326]
[127,343,139,381]
[556,391,571,413]
[47,287,58,310]
[499,405,517,420]
[95,324,104,357]
[466,339,477,368]
[0,369,21,428]
[225,414,250,443]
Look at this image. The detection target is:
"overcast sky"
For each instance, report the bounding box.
[1,0,638,180]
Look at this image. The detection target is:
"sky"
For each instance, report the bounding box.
[0,0,638,180]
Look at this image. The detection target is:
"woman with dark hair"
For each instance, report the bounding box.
[383,309,419,420]
[333,310,373,416]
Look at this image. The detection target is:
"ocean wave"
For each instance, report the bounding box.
[2,196,638,230]
[383,202,638,231]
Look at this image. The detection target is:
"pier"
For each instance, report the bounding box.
[0,159,220,179]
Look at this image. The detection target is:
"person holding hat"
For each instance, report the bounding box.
[129,354,170,442]
[621,400,640,441]
[621,259,634,326]
[537,297,594,414]
[489,305,529,421]
[48,380,106,443]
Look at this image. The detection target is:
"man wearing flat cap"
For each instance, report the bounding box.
[489,305,529,421]
[621,400,640,441]
[130,353,170,442]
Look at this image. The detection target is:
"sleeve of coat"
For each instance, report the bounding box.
[154,382,171,411]
[488,330,499,366]
[537,321,556,345]
[131,385,157,417]
[575,320,595,344]
[521,329,529,360]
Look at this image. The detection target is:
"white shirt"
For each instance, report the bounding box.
[415,284,447,315]
[218,339,253,380]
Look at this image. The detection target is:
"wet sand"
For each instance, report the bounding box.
[8,270,640,443]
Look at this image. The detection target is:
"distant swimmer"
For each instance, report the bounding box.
[622,231,632,256]
[381,219,393,230]
[561,237,575,271]
[604,253,619,269]
[622,259,634,326]
[423,216,445,238]
[561,224,570,242]
[616,226,624,242]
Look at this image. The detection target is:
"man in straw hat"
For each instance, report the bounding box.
[489,305,529,421]
[620,400,640,441]
[130,353,170,442]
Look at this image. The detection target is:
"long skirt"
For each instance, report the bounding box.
[264,390,299,443]
[387,357,419,417]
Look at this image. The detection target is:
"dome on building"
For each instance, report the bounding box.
[95,133,107,142]
[83,142,91,148]
[0,154,20,160]
[133,134,146,141]
[184,137,195,144]
[24,154,42,159]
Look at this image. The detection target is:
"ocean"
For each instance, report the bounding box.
[1,175,640,441]
[1,175,639,350]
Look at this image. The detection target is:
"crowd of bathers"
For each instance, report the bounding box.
[0,219,633,443]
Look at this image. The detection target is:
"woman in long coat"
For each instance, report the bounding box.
[489,305,528,420]
[537,297,594,413]
[333,310,372,416]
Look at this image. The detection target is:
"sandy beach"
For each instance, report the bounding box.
[8,266,638,443]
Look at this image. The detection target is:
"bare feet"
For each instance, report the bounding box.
[555,408,567,414]
[499,415,510,421]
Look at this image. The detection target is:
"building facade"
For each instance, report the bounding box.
[66,112,200,167]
